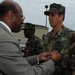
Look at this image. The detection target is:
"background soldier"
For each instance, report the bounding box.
[22,23,43,57]
[44,3,75,75]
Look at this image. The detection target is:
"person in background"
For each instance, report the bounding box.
[22,23,43,57]
[44,3,75,75]
[0,0,62,75]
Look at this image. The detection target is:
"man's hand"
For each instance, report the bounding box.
[50,50,62,62]
[38,52,51,61]
[37,51,62,62]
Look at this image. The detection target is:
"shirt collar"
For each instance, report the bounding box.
[0,21,11,33]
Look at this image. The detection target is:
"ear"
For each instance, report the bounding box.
[60,14,63,20]
[8,10,14,20]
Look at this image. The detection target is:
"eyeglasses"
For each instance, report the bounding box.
[22,16,25,21]
[12,10,25,21]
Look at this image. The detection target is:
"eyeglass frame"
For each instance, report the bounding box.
[12,10,25,21]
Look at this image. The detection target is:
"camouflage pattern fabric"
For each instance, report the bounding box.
[43,25,75,75]
[60,33,75,75]
[68,33,75,75]
[44,3,65,16]
[23,35,43,57]
[43,25,74,52]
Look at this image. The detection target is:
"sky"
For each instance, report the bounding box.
[0,0,75,31]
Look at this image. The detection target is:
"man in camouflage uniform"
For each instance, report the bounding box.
[22,23,43,57]
[44,3,75,75]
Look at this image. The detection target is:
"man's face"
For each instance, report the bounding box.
[48,13,63,28]
[12,7,25,32]
[24,29,33,38]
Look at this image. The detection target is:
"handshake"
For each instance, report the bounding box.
[38,50,62,63]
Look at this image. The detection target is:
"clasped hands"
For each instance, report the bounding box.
[38,50,62,63]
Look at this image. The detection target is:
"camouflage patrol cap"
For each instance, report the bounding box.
[44,3,65,15]
[22,23,35,30]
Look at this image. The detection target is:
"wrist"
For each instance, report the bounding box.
[37,56,39,64]
[50,58,56,63]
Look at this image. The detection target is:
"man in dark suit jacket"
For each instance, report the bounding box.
[0,0,62,75]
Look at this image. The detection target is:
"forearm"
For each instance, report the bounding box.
[0,56,55,75]
[26,55,38,65]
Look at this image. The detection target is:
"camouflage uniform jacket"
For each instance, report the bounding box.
[43,25,74,52]
[66,33,75,75]
[60,33,75,75]
[23,35,43,57]
[43,25,75,75]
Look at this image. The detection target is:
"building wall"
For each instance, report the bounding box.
[35,26,48,39]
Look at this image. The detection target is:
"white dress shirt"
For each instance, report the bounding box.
[0,21,11,33]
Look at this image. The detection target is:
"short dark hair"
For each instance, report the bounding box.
[0,2,17,18]
[58,12,65,21]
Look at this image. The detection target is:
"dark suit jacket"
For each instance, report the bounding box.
[0,23,55,75]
